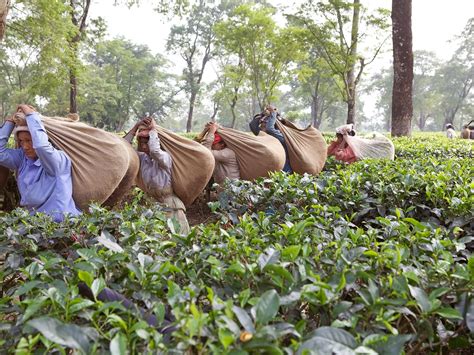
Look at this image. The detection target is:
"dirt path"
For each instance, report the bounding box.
[186,193,219,226]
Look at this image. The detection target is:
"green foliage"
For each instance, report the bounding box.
[115,0,190,17]
[79,38,182,130]
[40,38,183,129]
[215,3,306,111]
[166,0,229,132]
[0,134,473,352]
[291,0,390,125]
[0,0,76,112]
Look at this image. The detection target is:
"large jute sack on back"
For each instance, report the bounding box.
[344,133,395,160]
[218,128,285,180]
[155,126,214,206]
[275,120,327,175]
[42,116,140,210]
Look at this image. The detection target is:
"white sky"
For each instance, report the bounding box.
[90,0,474,62]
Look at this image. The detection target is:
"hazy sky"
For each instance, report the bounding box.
[91,0,474,62]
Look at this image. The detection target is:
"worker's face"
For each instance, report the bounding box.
[17,131,37,159]
[212,141,226,151]
[138,136,150,154]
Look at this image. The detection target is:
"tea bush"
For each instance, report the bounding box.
[0,135,472,354]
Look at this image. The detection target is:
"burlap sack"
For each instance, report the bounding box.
[217,127,285,180]
[42,116,140,210]
[344,133,395,160]
[275,120,327,175]
[155,126,215,206]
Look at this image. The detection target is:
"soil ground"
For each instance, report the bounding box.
[186,192,218,226]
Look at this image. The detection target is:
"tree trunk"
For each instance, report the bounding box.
[69,40,79,114]
[443,110,455,127]
[310,80,321,128]
[346,0,360,125]
[391,0,413,136]
[68,0,91,115]
[186,91,197,132]
[418,112,424,130]
[310,96,317,127]
[346,93,356,124]
[210,99,218,122]
[0,0,9,41]
[311,95,320,128]
[230,109,237,128]
[230,92,238,128]
[69,67,78,114]
[230,85,239,128]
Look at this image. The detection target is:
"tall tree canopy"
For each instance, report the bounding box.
[77,38,182,130]
[0,0,75,116]
[167,0,233,132]
[215,3,305,115]
[295,0,389,126]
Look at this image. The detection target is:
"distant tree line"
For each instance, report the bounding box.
[0,1,472,134]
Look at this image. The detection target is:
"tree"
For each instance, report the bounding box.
[412,51,440,130]
[114,0,189,16]
[215,4,305,114]
[0,0,75,115]
[166,0,225,132]
[68,0,92,114]
[296,0,390,125]
[287,16,342,129]
[366,67,392,131]
[0,0,9,40]
[436,18,473,127]
[212,54,247,128]
[44,38,183,130]
[77,38,182,130]
[391,0,413,136]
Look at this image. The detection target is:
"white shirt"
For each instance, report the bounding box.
[446,128,455,139]
[125,129,172,194]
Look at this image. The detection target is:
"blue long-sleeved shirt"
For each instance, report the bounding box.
[252,111,292,173]
[265,111,285,142]
[0,113,81,221]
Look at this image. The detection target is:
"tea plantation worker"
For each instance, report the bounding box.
[249,105,292,173]
[460,120,474,139]
[0,104,81,222]
[124,117,190,234]
[445,123,456,139]
[202,122,240,184]
[327,124,357,164]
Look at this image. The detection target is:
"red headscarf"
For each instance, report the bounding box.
[213,132,223,145]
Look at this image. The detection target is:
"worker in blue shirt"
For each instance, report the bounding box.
[0,104,81,222]
[249,105,292,173]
